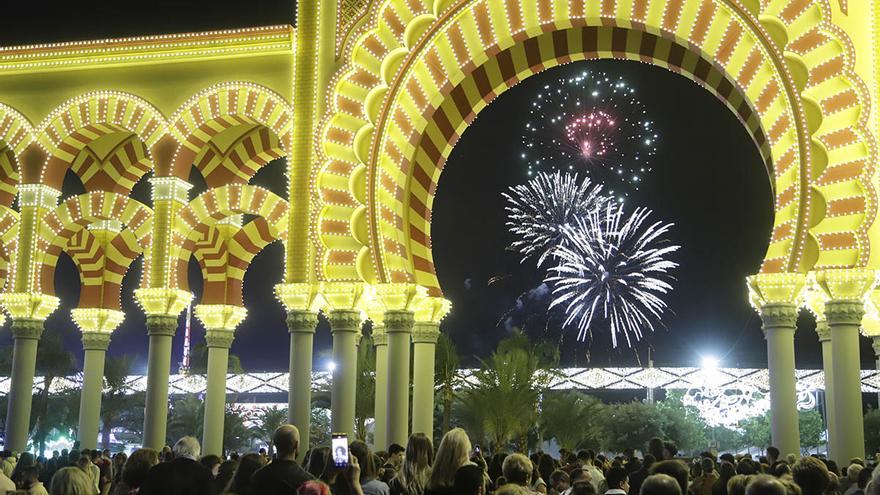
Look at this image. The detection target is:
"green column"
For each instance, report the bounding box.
[329,310,361,438]
[385,311,413,447]
[202,329,234,457]
[77,332,111,450]
[817,322,836,461]
[826,300,865,462]
[760,303,800,456]
[372,331,388,450]
[142,315,177,449]
[287,310,317,460]
[4,318,43,452]
[412,323,439,436]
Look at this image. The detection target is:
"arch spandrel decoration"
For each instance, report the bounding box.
[315,0,877,296]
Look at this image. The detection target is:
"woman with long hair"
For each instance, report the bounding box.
[50,467,96,495]
[348,440,388,495]
[11,452,36,485]
[389,433,433,495]
[425,428,472,495]
[223,453,266,495]
[307,447,330,479]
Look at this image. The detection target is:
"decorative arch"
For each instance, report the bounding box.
[0,207,19,293]
[0,104,32,208]
[34,192,153,295]
[166,83,293,180]
[170,184,288,291]
[316,0,875,296]
[34,92,167,191]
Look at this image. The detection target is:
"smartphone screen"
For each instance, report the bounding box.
[332,433,349,467]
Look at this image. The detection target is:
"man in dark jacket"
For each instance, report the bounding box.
[251,424,314,494]
[140,436,217,495]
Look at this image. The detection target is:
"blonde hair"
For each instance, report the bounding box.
[50,467,96,495]
[427,428,472,490]
[394,433,434,494]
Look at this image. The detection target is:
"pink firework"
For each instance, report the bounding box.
[564,111,617,160]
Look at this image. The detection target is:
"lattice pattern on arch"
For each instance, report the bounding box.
[316,0,845,293]
[0,102,35,155]
[191,125,284,187]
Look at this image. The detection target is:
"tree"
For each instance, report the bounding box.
[798,409,824,453]
[167,394,204,444]
[658,391,708,452]
[100,355,144,449]
[434,333,460,435]
[459,332,558,452]
[32,330,76,455]
[864,409,880,455]
[601,401,668,453]
[539,391,605,451]
[252,406,287,456]
[740,412,771,451]
[223,405,254,453]
[188,343,244,374]
[311,408,331,448]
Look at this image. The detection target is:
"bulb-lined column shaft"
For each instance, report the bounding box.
[826,300,866,463]
[202,329,235,457]
[817,322,836,461]
[373,331,389,450]
[78,332,112,450]
[143,315,178,449]
[5,318,44,452]
[329,310,361,438]
[412,323,440,436]
[385,311,414,447]
[287,310,318,460]
[760,303,800,456]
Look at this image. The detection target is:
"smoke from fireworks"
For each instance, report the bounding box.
[503,170,609,266]
[546,203,679,347]
[522,70,658,199]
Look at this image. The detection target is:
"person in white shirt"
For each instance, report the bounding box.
[0,467,15,493]
[604,467,629,495]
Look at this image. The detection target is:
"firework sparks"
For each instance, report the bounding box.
[503,170,610,266]
[522,69,658,198]
[546,203,679,347]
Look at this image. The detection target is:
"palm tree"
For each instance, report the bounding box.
[539,391,605,451]
[434,333,460,435]
[100,355,143,449]
[459,332,558,452]
[252,406,287,456]
[223,405,254,453]
[188,343,244,374]
[32,330,76,455]
[166,394,204,444]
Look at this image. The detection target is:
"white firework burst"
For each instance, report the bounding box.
[547,203,679,347]
[503,170,610,266]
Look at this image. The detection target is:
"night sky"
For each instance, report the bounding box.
[1,1,875,374]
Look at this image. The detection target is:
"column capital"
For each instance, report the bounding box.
[412,322,441,343]
[194,304,247,331]
[816,321,831,342]
[758,302,799,330]
[825,299,865,325]
[145,314,178,337]
[134,288,192,317]
[414,297,452,324]
[10,317,43,340]
[71,308,125,334]
[275,283,325,312]
[149,176,192,205]
[327,308,364,334]
[0,293,59,320]
[286,309,318,334]
[384,310,415,333]
[373,283,427,311]
[81,331,112,351]
[17,184,60,209]
[322,282,368,312]
[372,331,389,346]
[814,268,876,302]
[747,273,806,310]
[205,328,235,349]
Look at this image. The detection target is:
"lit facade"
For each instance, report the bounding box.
[0,0,878,460]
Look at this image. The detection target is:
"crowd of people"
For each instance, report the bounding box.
[0,429,877,495]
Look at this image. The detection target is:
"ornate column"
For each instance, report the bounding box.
[0,293,59,452]
[366,307,388,450]
[816,269,874,463]
[748,273,805,456]
[194,304,247,457]
[135,288,191,449]
[71,309,124,450]
[323,283,367,438]
[411,297,451,436]
[374,284,426,447]
[806,289,835,460]
[275,284,322,459]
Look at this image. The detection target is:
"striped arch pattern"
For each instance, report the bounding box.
[190,125,285,187]
[69,135,153,193]
[36,92,166,190]
[317,0,842,294]
[0,104,31,208]
[0,207,19,292]
[34,192,153,301]
[167,84,293,180]
[171,184,289,300]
